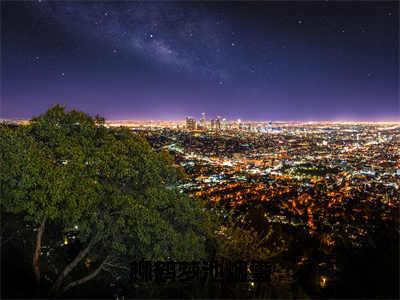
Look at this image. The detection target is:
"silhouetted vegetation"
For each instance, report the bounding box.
[1,106,209,297]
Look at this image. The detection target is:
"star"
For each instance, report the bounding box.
[297,19,303,24]
[61,72,65,77]
[112,49,118,53]
[149,33,154,38]
[231,42,236,47]
[218,80,224,85]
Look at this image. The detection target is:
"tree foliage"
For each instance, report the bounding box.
[0,105,208,295]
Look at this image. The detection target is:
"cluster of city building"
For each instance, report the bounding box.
[185,113,274,133]
[129,117,400,252]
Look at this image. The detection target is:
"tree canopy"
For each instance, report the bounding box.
[0,105,208,295]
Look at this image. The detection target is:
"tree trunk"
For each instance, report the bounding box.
[63,256,110,293]
[33,216,46,293]
[49,237,96,295]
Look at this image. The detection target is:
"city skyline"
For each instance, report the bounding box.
[2,1,399,121]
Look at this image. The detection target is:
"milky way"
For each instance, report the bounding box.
[2,1,399,120]
[37,1,230,80]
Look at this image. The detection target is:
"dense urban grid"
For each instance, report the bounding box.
[105,114,400,295]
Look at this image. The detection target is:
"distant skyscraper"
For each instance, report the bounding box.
[186,116,197,130]
[200,112,206,129]
[211,119,216,130]
[215,116,222,131]
[221,118,227,130]
[236,118,241,130]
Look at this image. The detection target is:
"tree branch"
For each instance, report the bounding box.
[33,216,46,289]
[104,262,130,271]
[62,256,110,293]
[49,236,97,295]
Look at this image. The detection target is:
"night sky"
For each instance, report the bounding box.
[2,1,399,121]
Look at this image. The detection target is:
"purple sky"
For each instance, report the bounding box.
[1,1,399,121]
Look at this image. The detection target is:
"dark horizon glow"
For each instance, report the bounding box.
[1,1,399,121]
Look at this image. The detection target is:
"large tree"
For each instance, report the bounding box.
[0,105,208,296]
